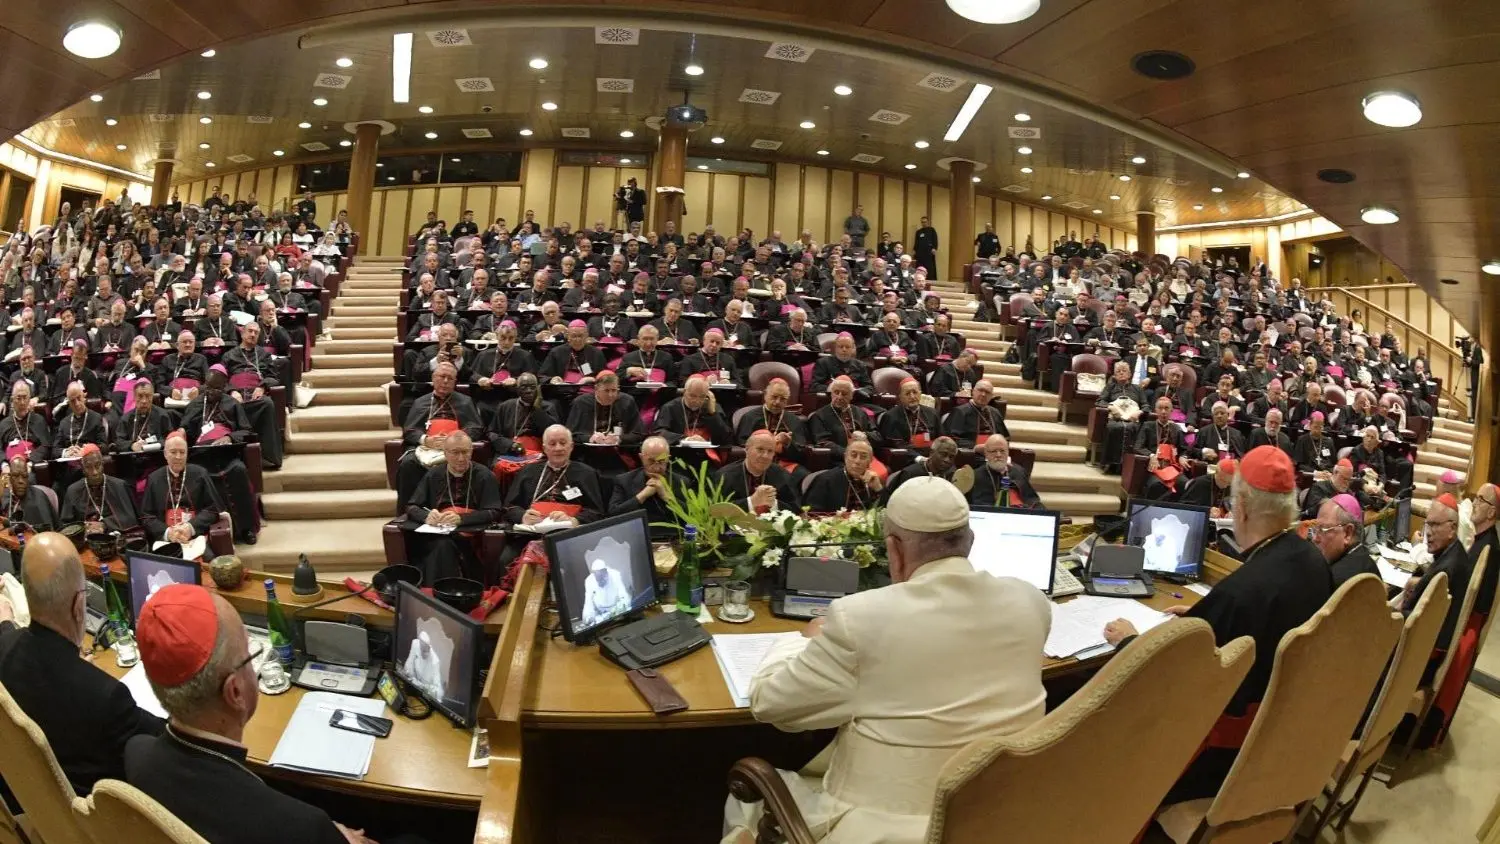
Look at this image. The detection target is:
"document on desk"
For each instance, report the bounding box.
[711,632,803,708]
[414,523,456,535]
[1376,558,1412,591]
[120,664,169,719]
[1044,596,1173,659]
[268,692,388,780]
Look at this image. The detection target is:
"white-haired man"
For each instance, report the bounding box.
[722,477,1050,844]
[1401,494,1473,685]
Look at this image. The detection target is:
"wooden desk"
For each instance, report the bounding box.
[96,658,488,809]
[523,581,1203,729]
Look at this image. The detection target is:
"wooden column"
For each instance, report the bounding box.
[948,160,976,282]
[151,161,173,206]
[651,125,687,234]
[1137,211,1156,256]
[346,122,383,239]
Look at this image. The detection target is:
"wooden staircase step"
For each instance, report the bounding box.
[333,304,397,318]
[307,386,387,406]
[301,366,390,389]
[1029,462,1122,494]
[330,327,397,341]
[1037,491,1123,517]
[262,452,389,493]
[1004,404,1059,423]
[1004,419,1088,447]
[996,387,1059,408]
[1011,442,1087,463]
[310,351,393,369]
[1415,450,1467,472]
[262,489,397,520]
[287,428,399,454]
[327,315,395,330]
[287,405,395,434]
[313,338,397,354]
[235,517,392,573]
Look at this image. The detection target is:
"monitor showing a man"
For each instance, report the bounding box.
[402,630,446,703]
[580,543,633,627]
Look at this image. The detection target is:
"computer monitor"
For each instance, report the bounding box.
[967,507,1062,594]
[545,510,659,643]
[1126,498,1210,579]
[125,551,201,625]
[392,581,482,727]
[1393,495,1412,544]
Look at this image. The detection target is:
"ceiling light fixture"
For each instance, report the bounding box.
[1017,146,1032,155]
[684,63,704,76]
[451,157,461,163]
[197,91,212,100]
[519,128,533,136]
[205,162,215,168]
[1210,186,1223,193]
[1092,209,1102,214]
[972,176,981,183]
[424,131,438,139]
[529,57,549,70]
[1020,166,1032,173]
[816,149,830,156]
[800,120,816,129]
[201,49,216,58]
[340,140,352,147]
[273,150,284,156]
[387,175,395,182]
[298,121,311,129]
[1109,194,1120,200]
[541,101,558,111]
[63,21,122,59]
[1040,195,1052,200]
[905,163,917,170]
[1481,260,1500,276]
[619,130,634,138]
[710,136,725,144]
[115,144,126,151]
[1193,203,1204,210]
[914,140,930,149]
[1131,155,1147,164]
[1014,112,1031,122]
[199,116,212,124]
[944,0,1041,24]
[1360,205,1400,225]
[104,118,117,126]
[944,83,992,142]
[1237,171,1251,179]
[199,142,210,149]
[89,94,103,103]
[418,105,433,115]
[392,31,413,103]
[697,164,709,170]
[376,162,384,167]
[313,97,328,106]
[1362,91,1421,128]
[336,57,354,68]
[620,158,632,164]
[834,84,853,96]
[1118,175,1131,181]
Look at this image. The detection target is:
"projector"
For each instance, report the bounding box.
[665,104,708,129]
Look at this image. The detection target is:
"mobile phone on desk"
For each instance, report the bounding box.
[329,709,393,738]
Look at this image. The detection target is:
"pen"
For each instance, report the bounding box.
[1171,592,1183,599]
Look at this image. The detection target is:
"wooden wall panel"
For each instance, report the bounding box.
[682,171,710,234]
[435,186,463,229]
[994,199,1014,253]
[521,150,554,229]
[552,166,585,235]
[829,169,854,241]
[855,173,880,219]
[741,175,771,240]
[494,186,522,226]
[272,168,295,212]
[802,167,828,244]
[582,166,618,230]
[377,189,410,258]
[880,178,905,249]
[772,165,800,242]
[930,185,950,276]
[406,188,436,244]
[901,184,928,254]
[709,174,740,232]
[1048,213,1065,249]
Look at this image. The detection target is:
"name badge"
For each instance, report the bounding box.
[562,486,582,501]
[603,320,615,330]
[580,363,593,375]
[1321,447,1331,458]
[201,422,215,438]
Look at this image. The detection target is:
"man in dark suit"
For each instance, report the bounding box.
[967,436,1043,510]
[717,429,799,514]
[1402,494,1474,684]
[609,436,692,538]
[0,533,163,802]
[1308,495,1381,588]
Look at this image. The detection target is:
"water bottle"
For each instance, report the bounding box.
[263,579,296,668]
[675,525,702,615]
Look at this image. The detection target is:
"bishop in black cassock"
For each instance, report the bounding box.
[62,447,141,535]
[140,439,224,560]
[402,441,505,584]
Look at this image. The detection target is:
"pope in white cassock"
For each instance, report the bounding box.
[722,476,1052,844]
[581,556,631,627]
[403,629,446,702]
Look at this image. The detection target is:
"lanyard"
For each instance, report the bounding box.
[594,401,615,434]
[169,469,187,512]
[440,470,472,510]
[534,463,570,501]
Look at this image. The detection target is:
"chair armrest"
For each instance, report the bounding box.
[209,512,234,558]
[804,447,833,472]
[392,342,406,377]
[1121,453,1148,496]
[382,520,408,566]
[243,443,264,494]
[1060,370,1078,402]
[1087,406,1107,443]
[269,386,288,439]
[384,439,404,489]
[727,758,818,844]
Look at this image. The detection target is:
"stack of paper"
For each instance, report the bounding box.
[1043,596,1173,659]
[710,632,802,708]
[268,692,388,780]
[120,664,169,719]
[1376,558,1412,590]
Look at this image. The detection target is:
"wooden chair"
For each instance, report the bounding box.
[1156,574,1403,844]
[74,780,206,844]
[726,619,1253,844]
[0,795,26,844]
[1058,352,1110,424]
[1301,571,1451,838]
[0,682,90,844]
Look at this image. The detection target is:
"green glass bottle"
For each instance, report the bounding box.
[263,579,296,668]
[98,563,130,630]
[675,525,702,614]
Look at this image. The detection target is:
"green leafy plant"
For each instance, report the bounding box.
[651,459,737,561]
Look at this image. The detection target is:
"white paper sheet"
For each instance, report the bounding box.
[267,691,388,780]
[120,663,169,719]
[1185,582,1213,597]
[1043,596,1172,659]
[711,632,803,708]
[1376,558,1412,590]
[414,523,456,535]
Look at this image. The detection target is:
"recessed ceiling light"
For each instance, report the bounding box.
[541,101,558,111]
[205,162,215,168]
[1014,112,1031,122]
[313,98,328,106]
[944,82,992,142]
[697,164,709,170]
[1440,277,1460,286]
[816,149,830,156]
[1131,155,1146,164]
[418,105,433,114]
[1237,172,1251,179]
[1362,91,1422,128]
[197,91,212,100]
[1040,195,1052,201]
[1017,146,1032,155]
[1210,186,1223,193]
[914,140,930,149]
[710,136,725,144]
[1481,260,1500,276]
[620,158,632,164]
[104,118,117,126]
[945,0,1041,24]
[1360,206,1400,225]
[201,49,216,58]
[336,57,354,68]
[1109,194,1120,200]
[1092,209,1102,214]
[339,140,353,147]
[199,116,212,124]
[905,163,918,170]
[1118,175,1131,182]
[313,169,321,174]
[619,130,634,138]
[972,176,981,183]
[198,142,210,150]
[834,85,853,96]
[297,122,311,129]
[451,157,461,163]
[519,128,533,136]
[376,162,384,167]
[89,94,103,103]
[1020,167,1033,173]
[529,57,549,70]
[273,150,284,157]
[1193,204,1204,210]
[800,121,816,129]
[115,144,126,151]
[63,21,122,59]
[424,131,437,139]
[684,64,704,76]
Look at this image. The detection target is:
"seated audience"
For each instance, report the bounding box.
[967,435,1043,510]
[402,431,503,583]
[140,432,224,560]
[803,436,884,512]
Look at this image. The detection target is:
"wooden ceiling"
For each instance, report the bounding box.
[0,0,1494,343]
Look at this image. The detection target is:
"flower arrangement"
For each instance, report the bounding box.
[720,506,889,589]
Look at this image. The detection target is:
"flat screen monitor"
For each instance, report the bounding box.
[393,581,482,727]
[544,510,658,643]
[1393,495,1412,544]
[124,551,201,626]
[967,507,1062,594]
[1126,498,1210,579]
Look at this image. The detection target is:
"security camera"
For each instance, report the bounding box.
[480,104,494,113]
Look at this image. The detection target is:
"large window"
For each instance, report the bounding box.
[375,154,440,186]
[439,152,521,184]
[298,151,521,190]
[686,157,769,176]
[298,161,350,193]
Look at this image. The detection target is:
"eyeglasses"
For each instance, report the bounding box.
[1306,524,1349,539]
[1426,519,1455,528]
[230,643,264,676]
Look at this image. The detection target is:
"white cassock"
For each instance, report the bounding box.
[722,557,1052,844]
[403,632,446,701]
[581,566,630,626]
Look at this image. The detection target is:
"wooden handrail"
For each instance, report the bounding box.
[474,564,547,844]
[1321,286,1468,416]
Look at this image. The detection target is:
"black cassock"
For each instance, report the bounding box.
[609,468,693,538]
[564,393,643,478]
[943,402,1010,451]
[803,469,880,513]
[503,461,606,525]
[181,395,260,541]
[485,399,557,458]
[0,411,52,462]
[715,461,800,513]
[1134,420,1188,501]
[402,465,504,584]
[140,465,224,559]
[220,344,284,469]
[808,403,881,460]
[1,486,58,530]
[61,475,141,535]
[397,392,485,506]
[968,464,1043,510]
[876,404,940,449]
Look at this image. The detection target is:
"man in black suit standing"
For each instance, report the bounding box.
[0,532,163,801]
